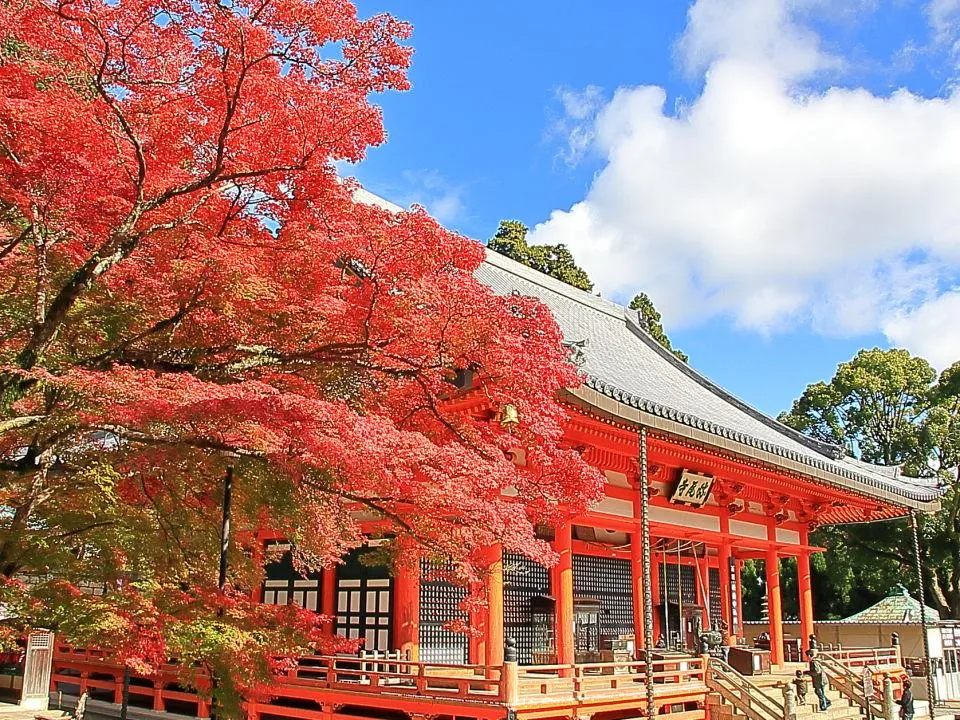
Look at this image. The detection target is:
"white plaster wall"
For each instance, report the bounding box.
[650,505,721,532]
[730,518,767,539]
[776,528,801,545]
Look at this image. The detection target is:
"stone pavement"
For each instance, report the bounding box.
[0,703,68,720]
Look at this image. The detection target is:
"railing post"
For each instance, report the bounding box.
[153,682,165,711]
[500,637,519,708]
[782,681,796,720]
[883,676,896,720]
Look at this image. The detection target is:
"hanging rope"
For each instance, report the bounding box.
[910,509,937,705]
[639,426,656,720]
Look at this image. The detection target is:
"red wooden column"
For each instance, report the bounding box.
[765,523,785,666]
[321,566,337,638]
[393,545,421,660]
[718,512,733,644]
[552,523,575,672]
[393,544,420,661]
[798,527,815,652]
[651,549,662,642]
[484,544,505,669]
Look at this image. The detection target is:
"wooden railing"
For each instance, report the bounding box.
[822,647,901,670]
[515,656,706,705]
[705,659,787,720]
[52,646,708,718]
[820,652,886,718]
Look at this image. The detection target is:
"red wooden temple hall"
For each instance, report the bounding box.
[257,246,943,670]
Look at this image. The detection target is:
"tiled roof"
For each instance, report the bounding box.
[841,587,940,624]
[351,186,942,511]
[476,250,943,510]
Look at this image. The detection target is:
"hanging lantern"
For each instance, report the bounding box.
[499,403,520,430]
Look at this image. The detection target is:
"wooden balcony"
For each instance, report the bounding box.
[51,647,709,720]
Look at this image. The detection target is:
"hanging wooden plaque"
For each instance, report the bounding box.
[670,470,714,507]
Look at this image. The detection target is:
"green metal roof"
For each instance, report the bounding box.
[842,586,940,625]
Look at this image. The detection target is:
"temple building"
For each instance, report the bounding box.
[51,247,943,720]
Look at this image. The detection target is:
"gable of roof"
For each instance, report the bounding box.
[476,249,943,511]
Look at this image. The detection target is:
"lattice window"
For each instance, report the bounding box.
[261,541,322,611]
[504,552,551,665]
[418,558,468,664]
[573,555,634,638]
[660,563,696,605]
[335,548,392,652]
[709,567,722,627]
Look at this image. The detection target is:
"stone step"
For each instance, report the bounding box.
[794,704,862,720]
[759,688,848,703]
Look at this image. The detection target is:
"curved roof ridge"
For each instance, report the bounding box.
[620,311,846,461]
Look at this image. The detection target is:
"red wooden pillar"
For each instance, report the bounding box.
[485,545,505,669]
[552,523,575,672]
[393,543,421,660]
[798,528,815,652]
[718,512,733,644]
[651,548,662,643]
[471,581,485,666]
[321,566,337,638]
[765,524,785,666]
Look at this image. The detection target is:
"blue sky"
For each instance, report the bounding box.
[350,0,960,417]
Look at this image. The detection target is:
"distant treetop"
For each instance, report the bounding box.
[488,220,594,292]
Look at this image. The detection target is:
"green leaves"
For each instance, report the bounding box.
[780,349,960,620]
[628,293,688,363]
[488,220,595,292]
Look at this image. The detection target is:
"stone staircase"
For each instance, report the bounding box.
[708,662,933,720]
[706,662,876,720]
[755,676,864,720]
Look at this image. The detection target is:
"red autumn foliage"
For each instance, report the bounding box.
[0,0,603,701]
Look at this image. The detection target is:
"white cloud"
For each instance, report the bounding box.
[884,289,960,370]
[532,0,960,368]
[549,85,606,166]
[676,0,841,80]
[928,0,960,45]
[396,169,465,225]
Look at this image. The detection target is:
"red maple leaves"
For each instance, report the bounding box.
[0,0,602,698]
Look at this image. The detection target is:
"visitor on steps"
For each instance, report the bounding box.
[794,670,809,704]
[897,679,914,720]
[807,648,831,711]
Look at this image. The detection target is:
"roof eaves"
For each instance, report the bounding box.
[621,312,846,461]
[577,376,943,508]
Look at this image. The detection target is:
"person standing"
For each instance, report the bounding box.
[807,648,831,711]
[793,670,809,705]
[897,679,914,720]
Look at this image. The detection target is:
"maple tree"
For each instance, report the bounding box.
[0,0,602,708]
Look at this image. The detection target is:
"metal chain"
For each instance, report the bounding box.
[639,426,656,719]
[910,509,937,705]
